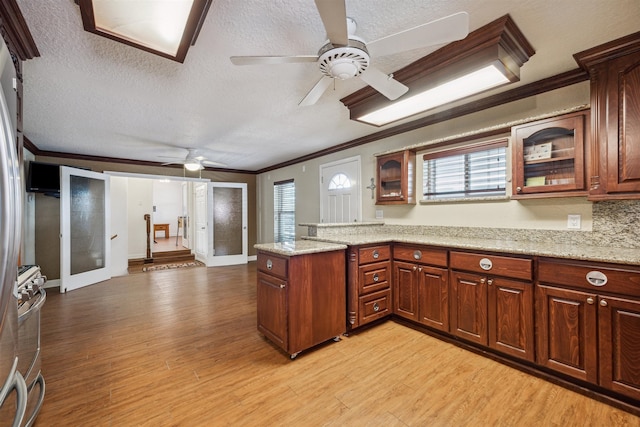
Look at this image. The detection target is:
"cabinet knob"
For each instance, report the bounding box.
[600,299,608,307]
[487,279,493,286]
[373,273,379,282]
[413,266,418,271]
[372,250,379,259]
[480,278,486,284]
[586,297,594,305]
[418,267,422,272]
[373,302,380,312]
[279,283,285,289]
[516,186,522,192]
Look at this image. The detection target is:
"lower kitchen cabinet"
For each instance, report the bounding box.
[256,249,346,359]
[347,244,392,330]
[537,258,640,401]
[450,251,534,362]
[393,245,449,332]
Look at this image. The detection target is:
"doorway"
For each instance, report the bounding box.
[320,156,361,223]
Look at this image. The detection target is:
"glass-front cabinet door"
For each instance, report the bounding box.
[511,110,588,199]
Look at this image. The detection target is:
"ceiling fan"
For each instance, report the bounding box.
[159,148,227,171]
[230,0,469,106]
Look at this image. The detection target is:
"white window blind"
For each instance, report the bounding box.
[274,179,295,242]
[423,140,507,200]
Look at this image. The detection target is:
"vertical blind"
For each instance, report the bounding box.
[274,179,295,242]
[423,141,507,200]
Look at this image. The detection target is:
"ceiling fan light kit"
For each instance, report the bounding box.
[342,14,535,127]
[184,161,203,171]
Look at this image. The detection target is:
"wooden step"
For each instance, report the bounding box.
[128,249,195,267]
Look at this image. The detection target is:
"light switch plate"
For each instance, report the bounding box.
[375,210,383,219]
[567,214,581,229]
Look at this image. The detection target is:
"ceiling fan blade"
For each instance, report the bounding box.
[230,55,318,66]
[359,66,408,100]
[201,160,227,167]
[367,12,469,58]
[160,161,182,166]
[314,0,348,46]
[299,76,333,106]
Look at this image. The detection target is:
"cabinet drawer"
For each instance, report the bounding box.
[539,259,640,298]
[359,262,390,295]
[257,252,288,279]
[394,245,447,267]
[450,251,532,281]
[359,289,391,324]
[359,245,391,264]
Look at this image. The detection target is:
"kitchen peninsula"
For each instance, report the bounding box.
[255,240,347,359]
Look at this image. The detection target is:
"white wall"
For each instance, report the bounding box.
[257,82,593,243]
[127,177,154,258]
[152,180,183,236]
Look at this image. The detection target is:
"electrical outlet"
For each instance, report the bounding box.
[567,214,581,229]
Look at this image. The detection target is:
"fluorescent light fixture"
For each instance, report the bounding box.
[77,0,212,63]
[184,161,202,171]
[357,64,511,126]
[341,15,535,127]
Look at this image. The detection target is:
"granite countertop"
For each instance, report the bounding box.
[254,240,347,257]
[303,234,640,266]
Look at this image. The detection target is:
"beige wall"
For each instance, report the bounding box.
[32,156,257,279]
[257,82,593,243]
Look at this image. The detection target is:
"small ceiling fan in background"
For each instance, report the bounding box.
[159,148,227,171]
[230,0,469,106]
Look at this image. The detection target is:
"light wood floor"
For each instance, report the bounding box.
[36,263,640,426]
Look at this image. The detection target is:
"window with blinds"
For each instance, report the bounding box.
[423,139,507,200]
[274,179,295,242]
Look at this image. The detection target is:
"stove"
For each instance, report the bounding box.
[15,265,46,426]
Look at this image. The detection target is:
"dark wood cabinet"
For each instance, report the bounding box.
[257,249,346,358]
[450,251,534,362]
[393,245,448,332]
[511,110,588,198]
[535,284,598,383]
[537,258,640,400]
[347,244,392,330]
[575,31,640,200]
[376,150,415,205]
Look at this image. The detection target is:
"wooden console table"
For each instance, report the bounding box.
[153,223,170,240]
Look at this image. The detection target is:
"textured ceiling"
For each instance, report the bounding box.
[15,0,640,172]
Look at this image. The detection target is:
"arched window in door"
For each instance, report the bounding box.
[328,173,351,190]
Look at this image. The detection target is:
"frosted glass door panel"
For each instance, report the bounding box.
[213,187,242,256]
[70,175,106,275]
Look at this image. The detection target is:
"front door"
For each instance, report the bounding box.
[60,166,111,292]
[320,156,361,223]
[207,182,248,266]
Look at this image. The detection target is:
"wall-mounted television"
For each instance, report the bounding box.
[26,161,60,196]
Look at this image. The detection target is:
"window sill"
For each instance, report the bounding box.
[419,195,511,205]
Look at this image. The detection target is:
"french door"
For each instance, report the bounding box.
[60,166,111,292]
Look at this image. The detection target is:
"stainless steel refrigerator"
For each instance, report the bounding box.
[0,45,27,425]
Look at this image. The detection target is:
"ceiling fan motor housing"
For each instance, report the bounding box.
[318,38,369,80]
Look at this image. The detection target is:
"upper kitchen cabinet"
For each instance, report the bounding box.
[376,150,415,205]
[511,110,588,199]
[575,31,640,200]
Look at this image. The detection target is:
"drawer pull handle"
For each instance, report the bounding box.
[373,302,380,312]
[266,259,273,270]
[373,273,379,282]
[586,271,607,287]
[600,299,608,307]
[372,250,379,259]
[479,258,493,271]
[586,297,594,305]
